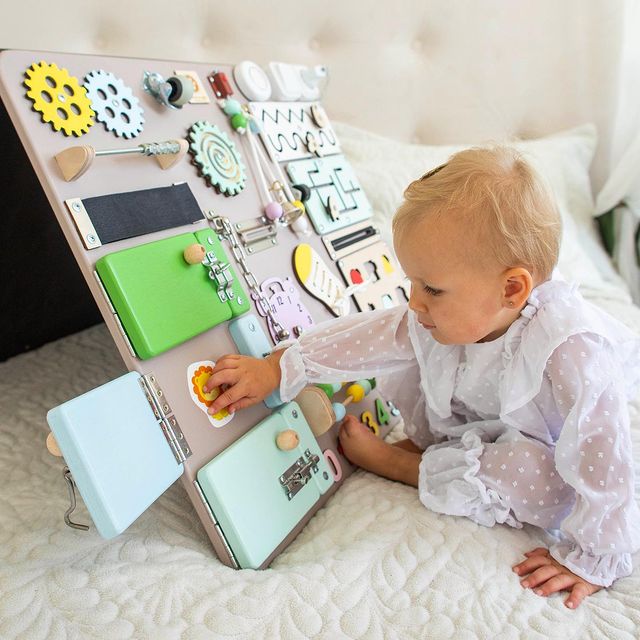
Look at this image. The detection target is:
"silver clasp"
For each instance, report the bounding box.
[279,449,320,500]
[62,466,89,531]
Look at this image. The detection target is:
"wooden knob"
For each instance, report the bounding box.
[183,243,206,264]
[276,429,299,451]
[46,432,62,457]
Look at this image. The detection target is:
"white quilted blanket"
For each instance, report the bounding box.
[2,125,640,639]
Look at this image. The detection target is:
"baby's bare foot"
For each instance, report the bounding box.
[338,415,421,486]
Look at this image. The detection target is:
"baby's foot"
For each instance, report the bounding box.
[338,415,396,476]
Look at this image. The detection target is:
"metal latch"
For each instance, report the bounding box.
[280,449,320,500]
[203,251,234,302]
[235,217,278,254]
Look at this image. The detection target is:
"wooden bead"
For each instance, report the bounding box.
[276,429,299,451]
[183,243,206,264]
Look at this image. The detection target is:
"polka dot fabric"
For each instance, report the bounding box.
[277,276,640,586]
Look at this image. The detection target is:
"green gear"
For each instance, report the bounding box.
[188,120,246,196]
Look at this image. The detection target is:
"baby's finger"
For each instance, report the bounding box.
[534,573,576,597]
[513,554,552,576]
[203,368,241,393]
[208,381,247,414]
[226,396,258,414]
[214,354,242,368]
[524,547,548,558]
[520,564,560,589]
[565,582,592,609]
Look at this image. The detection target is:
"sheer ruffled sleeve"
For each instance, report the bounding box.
[272,305,417,402]
[548,333,640,586]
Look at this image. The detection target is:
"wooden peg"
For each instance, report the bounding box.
[276,429,300,451]
[155,139,189,169]
[183,243,206,264]
[54,145,96,181]
[46,432,63,457]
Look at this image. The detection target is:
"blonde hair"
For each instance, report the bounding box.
[392,146,561,281]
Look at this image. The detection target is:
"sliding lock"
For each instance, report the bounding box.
[279,449,321,500]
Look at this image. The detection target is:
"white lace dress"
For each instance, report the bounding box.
[275,278,640,587]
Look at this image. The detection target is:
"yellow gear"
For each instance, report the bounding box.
[24,61,94,136]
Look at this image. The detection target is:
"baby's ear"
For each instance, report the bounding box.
[503,268,533,307]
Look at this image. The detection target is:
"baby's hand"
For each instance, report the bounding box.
[513,547,602,608]
[203,351,284,414]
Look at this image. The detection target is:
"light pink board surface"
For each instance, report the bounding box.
[0,49,401,568]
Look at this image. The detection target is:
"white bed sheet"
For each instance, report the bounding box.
[1,130,640,640]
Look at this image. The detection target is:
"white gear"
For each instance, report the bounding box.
[84,70,145,139]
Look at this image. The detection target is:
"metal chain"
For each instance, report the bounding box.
[209,214,290,341]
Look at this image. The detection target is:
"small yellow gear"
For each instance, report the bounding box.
[24,61,95,136]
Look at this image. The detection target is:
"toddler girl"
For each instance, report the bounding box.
[204,147,640,608]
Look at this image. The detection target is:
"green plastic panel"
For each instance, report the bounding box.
[96,231,249,359]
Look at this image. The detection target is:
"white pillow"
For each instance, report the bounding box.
[333,121,627,298]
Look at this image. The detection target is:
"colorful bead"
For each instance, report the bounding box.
[346,383,366,403]
[333,402,346,421]
[264,201,284,221]
[222,98,243,116]
[317,383,336,398]
[291,215,311,235]
[230,113,248,131]
[356,379,372,395]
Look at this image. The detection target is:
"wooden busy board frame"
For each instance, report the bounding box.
[0,49,401,568]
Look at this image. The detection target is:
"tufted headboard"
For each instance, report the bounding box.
[0,0,633,190]
[0,0,635,358]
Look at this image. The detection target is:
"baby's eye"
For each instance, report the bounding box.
[423,284,443,296]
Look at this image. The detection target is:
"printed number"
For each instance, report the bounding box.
[361,411,380,436]
[375,397,390,426]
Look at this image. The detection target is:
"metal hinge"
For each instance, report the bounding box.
[139,374,192,464]
[93,271,137,359]
[280,449,321,500]
[193,480,240,569]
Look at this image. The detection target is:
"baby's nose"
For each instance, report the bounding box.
[408,289,428,313]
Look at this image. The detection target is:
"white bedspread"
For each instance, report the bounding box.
[2,127,640,639]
